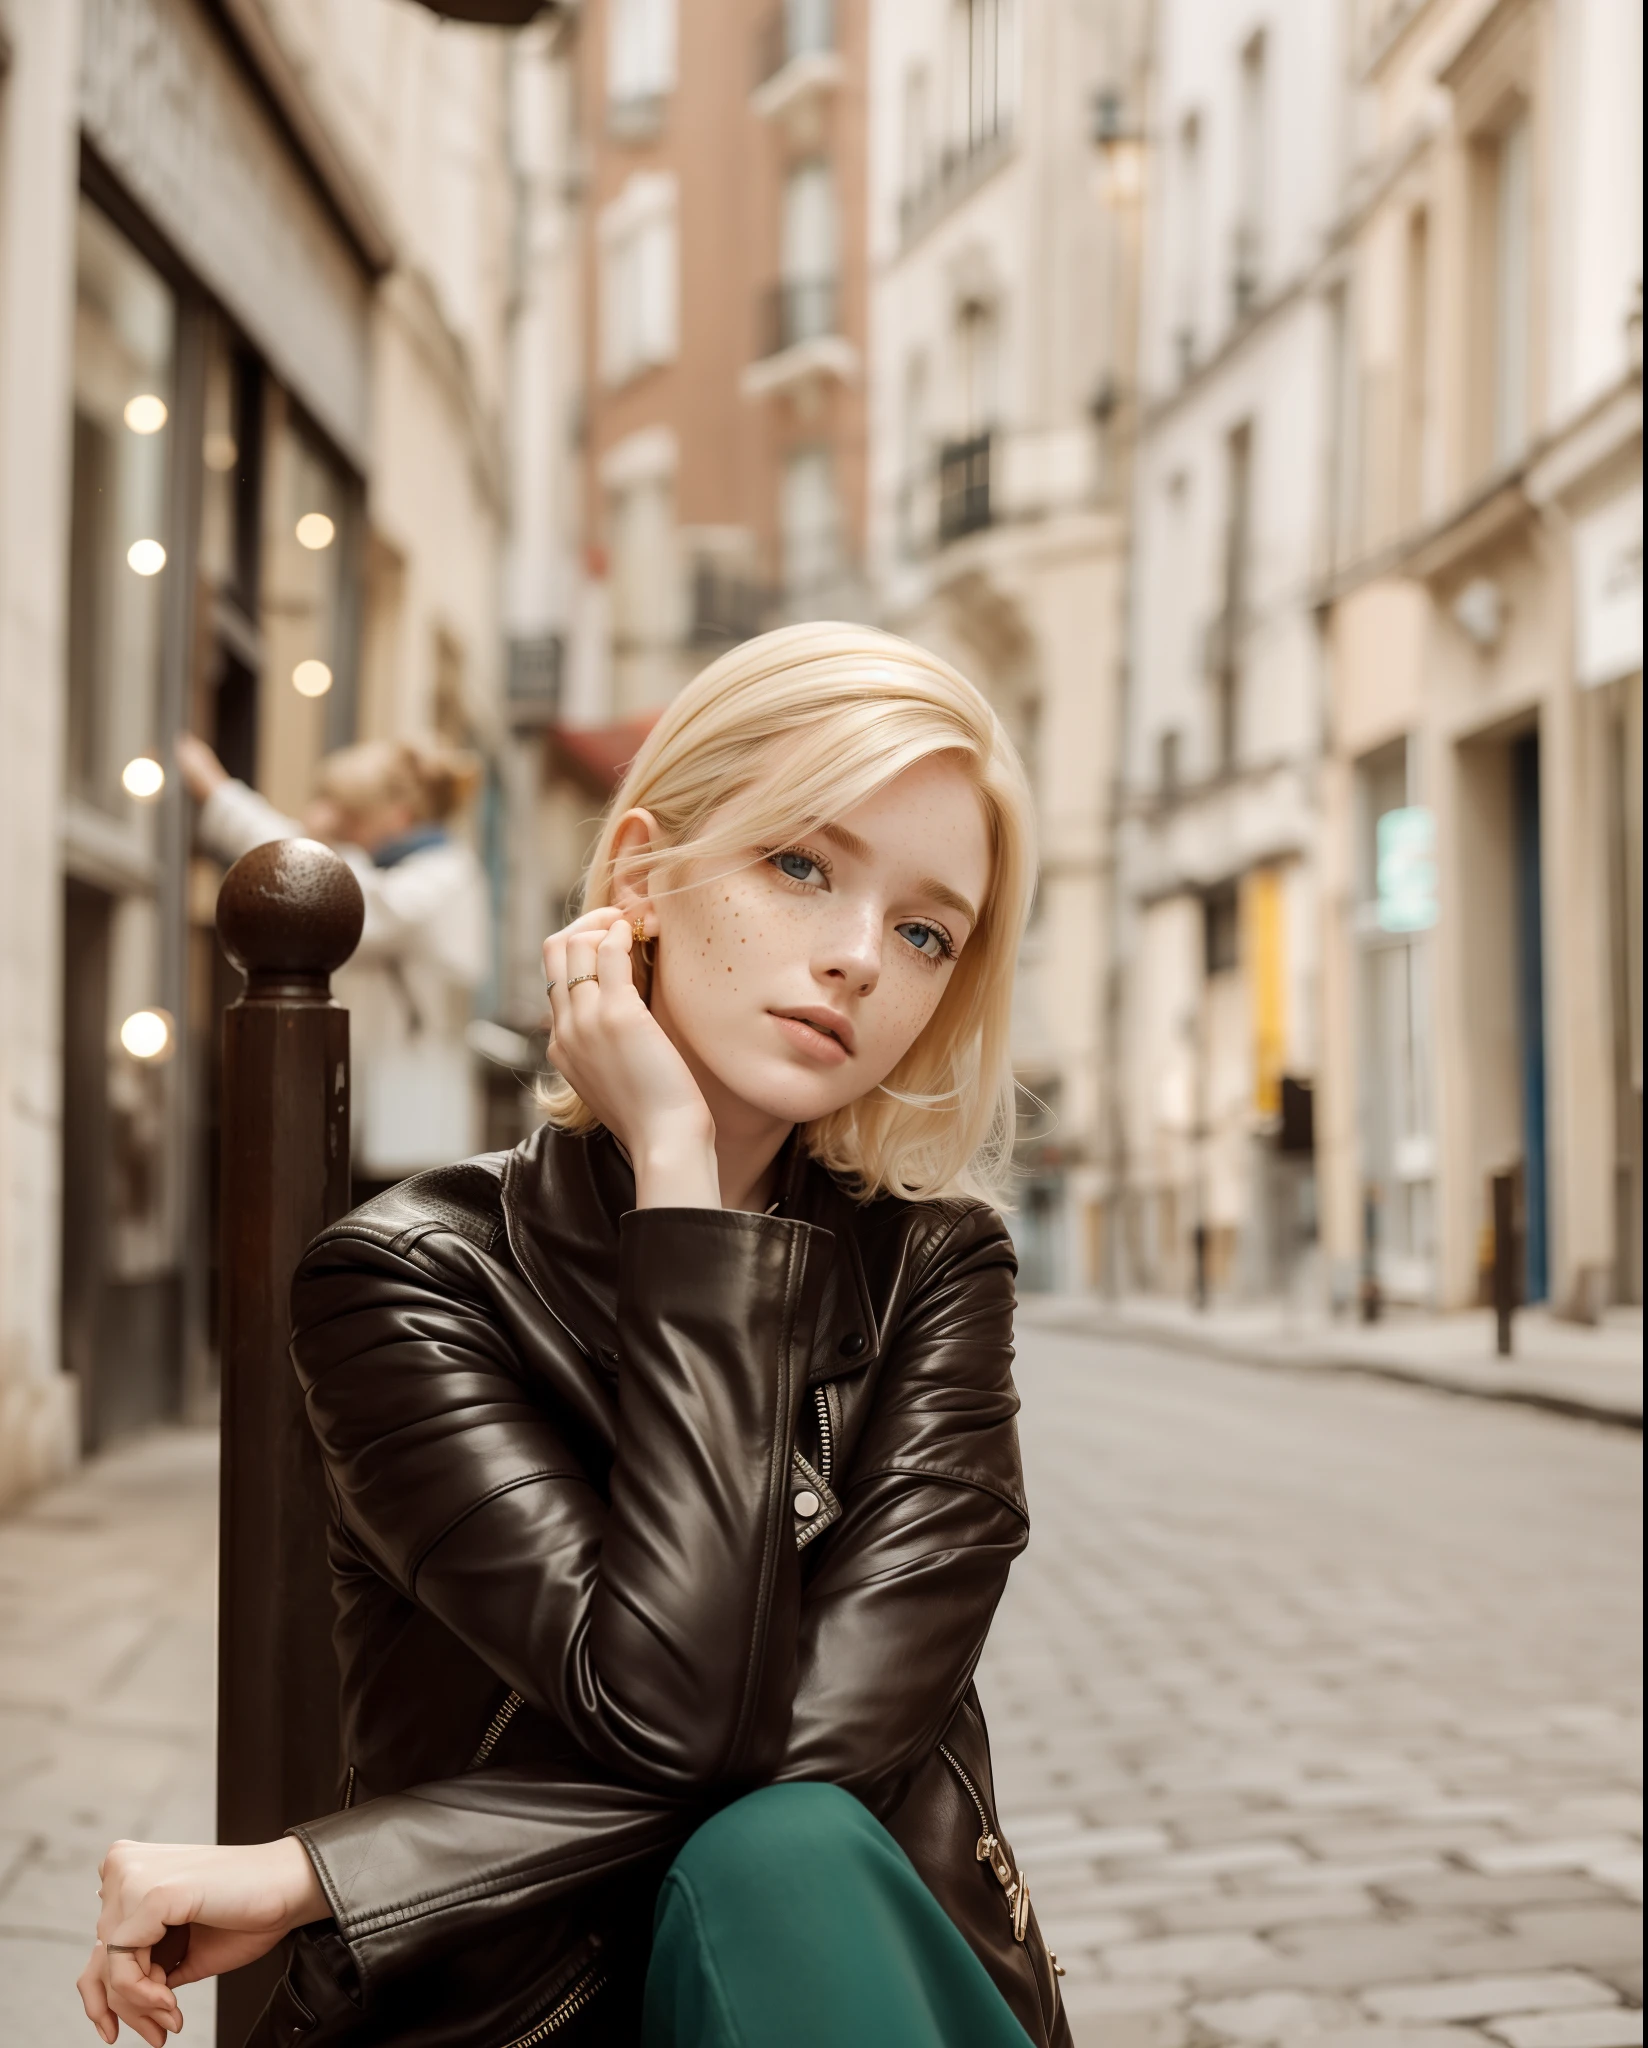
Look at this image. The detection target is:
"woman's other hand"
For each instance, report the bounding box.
[77,1835,326,2045]
[543,908,721,1208]
[175,734,230,805]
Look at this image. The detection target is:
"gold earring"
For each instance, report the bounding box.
[631,918,647,946]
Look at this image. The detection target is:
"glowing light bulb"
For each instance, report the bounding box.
[127,538,167,576]
[121,756,166,799]
[292,659,333,698]
[120,1009,173,1060]
[123,394,169,434]
[295,512,336,550]
[203,430,239,473]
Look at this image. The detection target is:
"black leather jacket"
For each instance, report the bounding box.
[255,1125,1071,2047]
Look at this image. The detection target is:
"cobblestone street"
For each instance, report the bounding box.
[983,1329,1643,2048]
[0,1328,1640,2046]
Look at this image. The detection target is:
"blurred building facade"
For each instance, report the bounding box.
[525,0,874,938]
[870,0,1148,1292]
[0,0,549,1508]
[1113,0,1341,1307]
[1315,0,1642,1318]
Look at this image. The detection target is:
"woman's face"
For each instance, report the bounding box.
[624,756,992,1133]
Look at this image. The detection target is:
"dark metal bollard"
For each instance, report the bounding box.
[214,840,363,2043]
[1492,1169,1517,1358]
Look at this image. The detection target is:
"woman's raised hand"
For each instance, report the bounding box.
[77,1836,326,2044]
[543,908,722,1208]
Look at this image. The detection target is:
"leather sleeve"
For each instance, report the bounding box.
[290,1206,825,1793]
[776,1205,1028,1811]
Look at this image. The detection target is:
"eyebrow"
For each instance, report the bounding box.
[817,822,979,929]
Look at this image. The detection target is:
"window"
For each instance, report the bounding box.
[903,65,933,203]
[958,296,999,435]
[610,475,679,650]
[66,201,176,816]
[782,447,842,600]
[1401,208,1430,523]
[948,0,1014,162]
[1203,882,1240,976]
[1234,33,1266,315]
[608,0,675,114]
[774,160,837,348]
[1174,113,1203,373]
[600,174,678,385]
[1490,110,1532,464]
[1213,420,1253,772]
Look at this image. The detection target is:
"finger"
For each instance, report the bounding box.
[596,917,636,991]
[564,931,601,995]
[542,932,569,1030]
[76,1956,118,2044]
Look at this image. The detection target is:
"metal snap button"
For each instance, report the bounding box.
[838,1331,865,1356]
[793,1489,822,1519]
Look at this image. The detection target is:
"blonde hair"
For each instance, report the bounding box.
[317,736,480,825]
[543,622,1035,1206]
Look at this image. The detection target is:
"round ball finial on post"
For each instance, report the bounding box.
[216,838,365,994]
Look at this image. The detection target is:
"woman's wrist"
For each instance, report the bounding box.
[273,1835,330,1930]
[633,1126,721,1209]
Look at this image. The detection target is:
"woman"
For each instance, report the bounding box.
[179,730,489,1194]
[80,626,1072,2048]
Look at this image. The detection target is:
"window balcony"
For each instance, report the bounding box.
[741,275,857,398]
[937,431,993,544]
[751,0,843,123]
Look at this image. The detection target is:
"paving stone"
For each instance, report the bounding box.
[1486,2015,1644,2048]
[1190,1989,1357,2038]
[1159,1889,1376,1935]
[1362,1975,1622,2022]
[1102,1932,1277,1979]
[1291,2031,1493,2048]
[1502,1907,1647,1970]
[1377,1874,1622,1914]
[1469,1841,1640,1877]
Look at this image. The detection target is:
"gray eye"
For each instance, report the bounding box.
[897,921,945,958]
[774,851,821,883]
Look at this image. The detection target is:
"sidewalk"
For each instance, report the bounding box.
[0,1427,218,2044]
[1019,1295,1643,1427]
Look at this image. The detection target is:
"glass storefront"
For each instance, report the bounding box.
[62,192,364,1449]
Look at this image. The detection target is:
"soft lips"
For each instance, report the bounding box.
[770,1011,851,1065]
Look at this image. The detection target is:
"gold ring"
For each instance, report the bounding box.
[565,973,598,989]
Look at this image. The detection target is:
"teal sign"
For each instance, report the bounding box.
[1376,806,1438,933]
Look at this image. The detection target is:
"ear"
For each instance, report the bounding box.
[608,808,664,935]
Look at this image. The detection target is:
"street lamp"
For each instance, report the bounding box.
[1090,88,1146,205]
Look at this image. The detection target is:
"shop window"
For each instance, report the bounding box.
[66,200,176,817]
[258,400,359,815]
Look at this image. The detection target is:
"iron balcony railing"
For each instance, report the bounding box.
[937,431,993,543]
[757,276,839,358]
[755,0,835,86]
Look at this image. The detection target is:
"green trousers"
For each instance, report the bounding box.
[642,1782,1034,2048]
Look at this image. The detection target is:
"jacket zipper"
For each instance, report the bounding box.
[497,1959,608,2047]
[469,1687,526,1769]
[937,1740,1034,1944]
[814,1383,833,1487]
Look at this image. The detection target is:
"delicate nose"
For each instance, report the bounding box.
[819,906,881,994]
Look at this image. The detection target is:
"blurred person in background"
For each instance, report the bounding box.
[177,732,490,1198]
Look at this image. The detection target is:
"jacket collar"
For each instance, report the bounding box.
[499,1123,882,1385]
